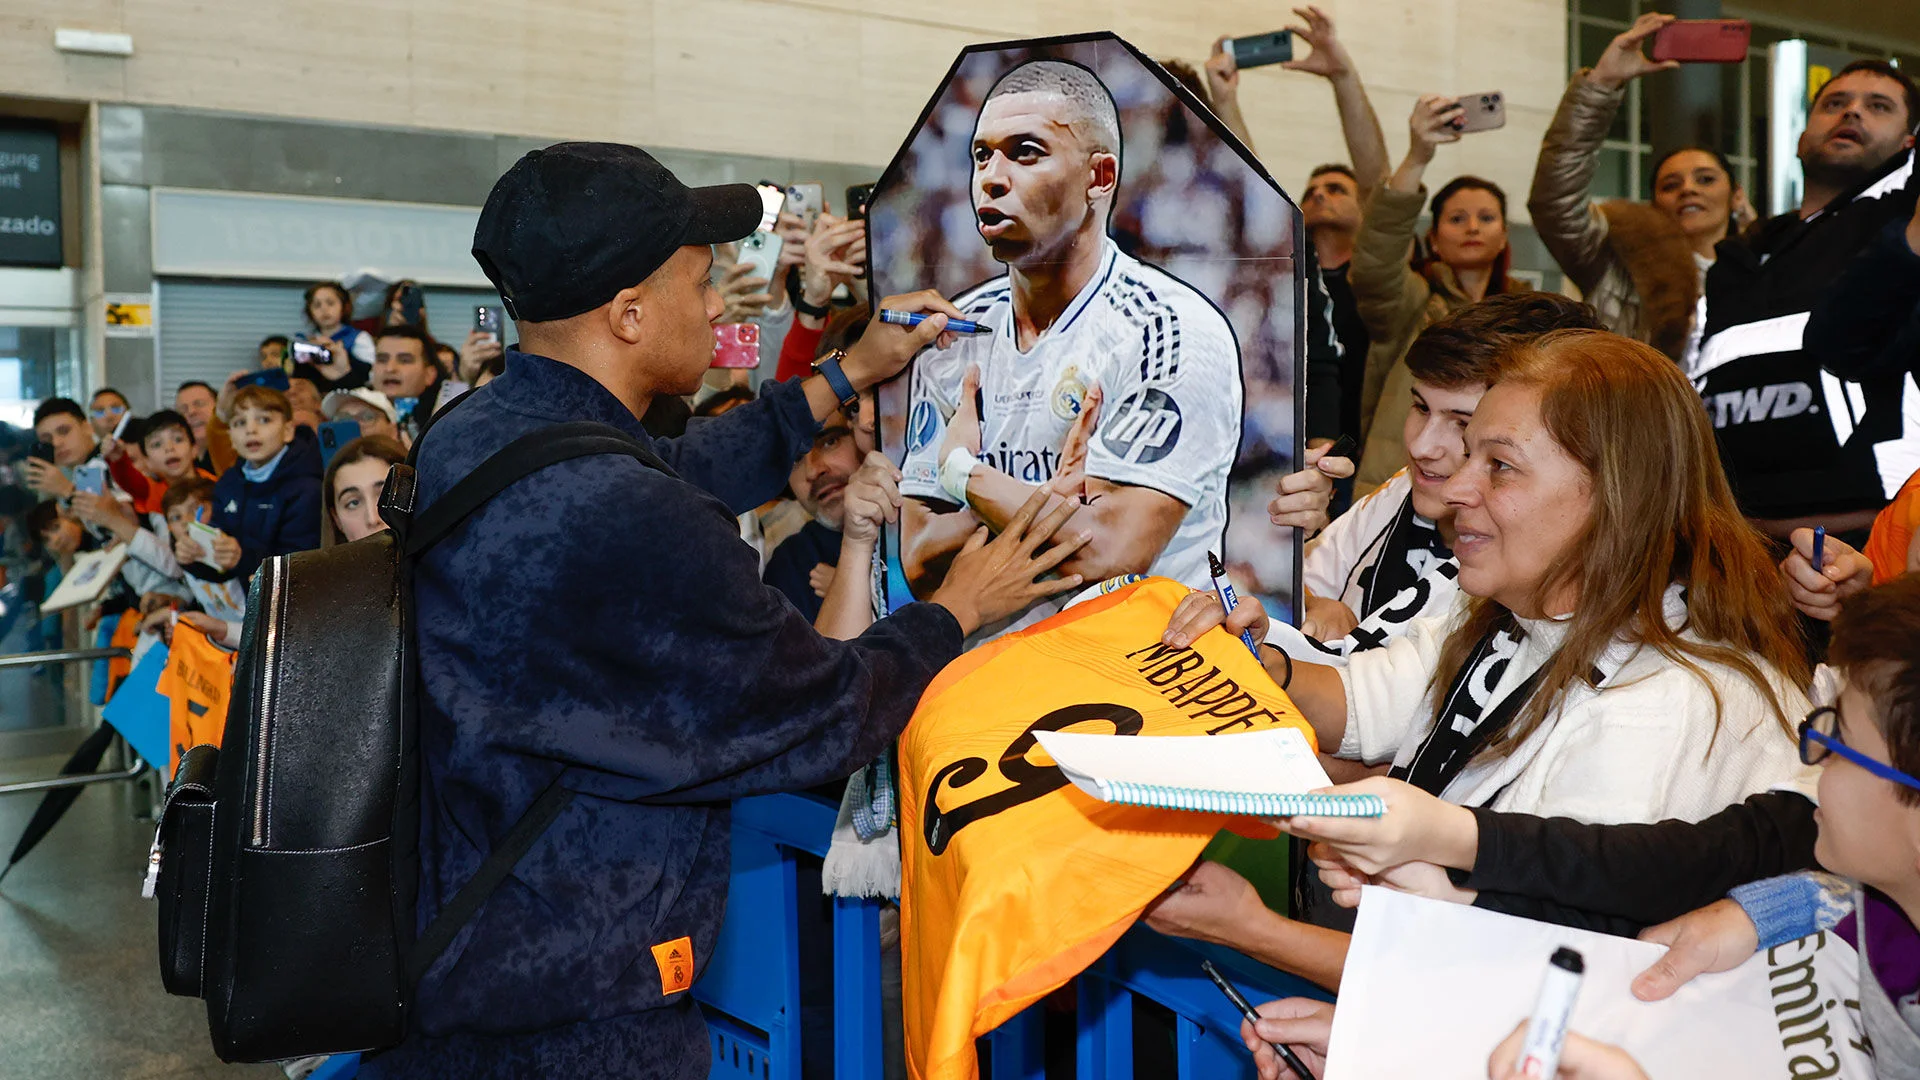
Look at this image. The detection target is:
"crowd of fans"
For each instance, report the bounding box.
[14,7,1920,1078]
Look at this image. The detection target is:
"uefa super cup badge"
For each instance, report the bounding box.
[1051,366,1088,421]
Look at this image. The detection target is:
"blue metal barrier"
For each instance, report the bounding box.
[311,791,1328,1079]
[700,793,1329,1080]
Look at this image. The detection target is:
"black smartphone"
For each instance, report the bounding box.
[1326,434,1356,460]
[845,183,876,222]
[28,441,54,464]
[396,281,425,325]
[475,305,502,345]
[1228,30,1293,69]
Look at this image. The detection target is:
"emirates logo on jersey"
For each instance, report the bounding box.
[1101,388,1183,464]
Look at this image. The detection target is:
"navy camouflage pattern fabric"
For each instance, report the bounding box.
[361,351,961,1079]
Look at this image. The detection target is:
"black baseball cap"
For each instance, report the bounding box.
[472,142,765,323]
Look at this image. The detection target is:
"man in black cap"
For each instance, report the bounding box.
[362,142,1089,1079]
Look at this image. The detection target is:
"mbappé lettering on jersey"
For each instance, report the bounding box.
[902,241,1243,639]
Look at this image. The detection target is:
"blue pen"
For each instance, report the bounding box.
[878,309,994,335]
[1207,551,1262,657]
[1812,526,1826,573]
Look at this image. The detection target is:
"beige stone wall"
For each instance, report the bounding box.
[8,0,1566,217]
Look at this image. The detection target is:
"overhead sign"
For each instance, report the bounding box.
[0,126,62,268]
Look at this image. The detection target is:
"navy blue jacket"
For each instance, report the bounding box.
[205,426,322,582]
[362,352,961,1079]
[762,518,842,623]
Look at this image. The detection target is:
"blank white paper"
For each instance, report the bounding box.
[1324,887,1867,1080]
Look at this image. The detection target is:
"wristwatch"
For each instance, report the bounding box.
[812,347,861,417]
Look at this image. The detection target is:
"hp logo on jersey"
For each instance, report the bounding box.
[907,400,940,453]
[1101,388,1183,464]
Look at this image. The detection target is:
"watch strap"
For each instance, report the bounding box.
[814,349,860,414]
[791,289,832,319]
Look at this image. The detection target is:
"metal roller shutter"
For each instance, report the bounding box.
[154,279,307,405]
[155,280,505,407]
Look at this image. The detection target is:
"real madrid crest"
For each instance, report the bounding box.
[1051,365,1088,421]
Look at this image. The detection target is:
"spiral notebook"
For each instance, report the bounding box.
[1034,728,1386,818]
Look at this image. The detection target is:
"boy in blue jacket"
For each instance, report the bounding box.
[179,384,322,583]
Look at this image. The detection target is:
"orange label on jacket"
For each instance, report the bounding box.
[899,577,1312,1080]
[651,936,695,995]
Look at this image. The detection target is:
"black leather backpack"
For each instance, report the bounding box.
[151,420,669,1062]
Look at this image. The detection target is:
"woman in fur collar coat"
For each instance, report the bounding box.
[1529,12,1754,362]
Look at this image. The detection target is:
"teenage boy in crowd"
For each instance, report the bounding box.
[1298,294,1604,640]
[372,324,467,441]
[1691,61,1919,542]
[22,398,103,503]
[176,385,321,584]
[764,421,862,621]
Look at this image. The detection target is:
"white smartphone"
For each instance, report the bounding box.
[785,182,825,227]
[734,230,783,285]
[754,183,786,232]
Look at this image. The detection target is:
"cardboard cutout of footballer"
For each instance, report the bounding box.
[871,33,1305,638]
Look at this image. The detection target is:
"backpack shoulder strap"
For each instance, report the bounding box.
[392,420,673,558]
[403,776,573,987]
[389,419,670,987]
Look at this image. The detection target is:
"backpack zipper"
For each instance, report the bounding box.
[251,557,286,847]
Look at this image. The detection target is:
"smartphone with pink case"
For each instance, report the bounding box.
[711,323,761,369]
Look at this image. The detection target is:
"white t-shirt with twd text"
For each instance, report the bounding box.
[901,241,1242,638]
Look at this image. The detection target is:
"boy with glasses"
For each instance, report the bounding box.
[1711,575,1920,1076]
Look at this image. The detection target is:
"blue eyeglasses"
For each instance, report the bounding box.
[1800,706,1920,794]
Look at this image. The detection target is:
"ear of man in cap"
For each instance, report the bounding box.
[473,142,766,325]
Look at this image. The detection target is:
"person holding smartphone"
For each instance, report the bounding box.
[1347,93,1530,493]
[1530,12,1751,363]
[23,398,103,502]
[296,281,376,391]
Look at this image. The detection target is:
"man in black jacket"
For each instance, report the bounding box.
[1691,60,1919,542]
[1806,190,1920,383]
[361,143,1089,1080]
